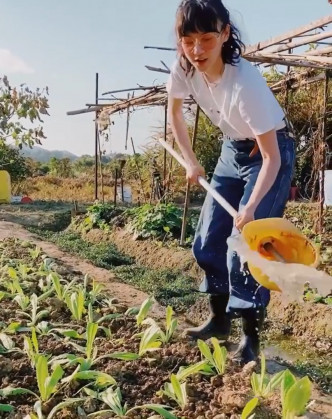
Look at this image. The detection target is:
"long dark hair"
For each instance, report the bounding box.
[175,0,245,75]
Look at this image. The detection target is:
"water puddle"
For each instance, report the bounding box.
[228,234,332,303]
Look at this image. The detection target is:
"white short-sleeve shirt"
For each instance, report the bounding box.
[166,57,285,139]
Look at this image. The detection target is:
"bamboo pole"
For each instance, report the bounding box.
[253,52,332,65]
[114,168,118,206]
[271,73,326,93]
[180,105,200,246]
[319,70,330,232]
[97,133,105,203]
[102,85,163,95]
[246,54,332,69]
[94,73,99,201]
[245,15,332,54]
[269,69,315,90]
[125,93,130,150]
[251,30,332,56]
[163,101,168,195]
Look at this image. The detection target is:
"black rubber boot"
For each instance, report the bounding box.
[184,294,231,340]
[233,308,265,364]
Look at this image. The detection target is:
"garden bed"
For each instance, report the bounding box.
[0,236,330,418]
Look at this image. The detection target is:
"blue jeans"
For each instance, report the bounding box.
[192,130,296,312]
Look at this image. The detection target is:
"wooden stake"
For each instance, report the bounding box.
[163,101,168,201]
[180,105,200,246]
[125,93,130,150]
[94,73,99,201]
[114,168,118,206]
[319,70,330,232]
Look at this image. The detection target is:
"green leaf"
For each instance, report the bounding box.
[251,373,260,396]
[86,322,98,359]
[46,364,64,399]
[197,339,214,365]
[176,361,210,382]
[283,376,311,417]
[241,397,259,419]
[281,369,297,403]
[265,370,285,395]
[0,404,14,412]
[61,330,83,339]
[0,333,15,350]
[47,398,85,419]
[170,374,186,409]
[136,296,154,326]
[259,352,266,391]
[36,355,49,400]
[0,386,38,398]
[108,352,139,361]
[211,338,227,374]
[73,371,117,387]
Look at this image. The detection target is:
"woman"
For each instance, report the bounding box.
[166,0,295,364]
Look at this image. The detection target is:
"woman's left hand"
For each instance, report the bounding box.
[235,206,255,231]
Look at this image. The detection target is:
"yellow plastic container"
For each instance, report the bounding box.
[241,218,319,291]
[0,170,11,203]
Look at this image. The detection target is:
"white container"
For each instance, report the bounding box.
[324,170,332,206]
[117,185,132,203]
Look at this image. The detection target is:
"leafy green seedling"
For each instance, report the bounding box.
[0,332,19,354]
[161,374,187,410]
[19,294,49,326]
[197,338,227,375]
[251,353,285,398]
[24,328,40,368]
[281,370,312,419]
[13,293,30,310]
[160,306,178,343]
[65,287,86,321]
[136,296,154,326]
[36,355,64,402]
[85,386,177,418]
[138,324,162,356]
[29,246,42,260]
[176,360,213,382]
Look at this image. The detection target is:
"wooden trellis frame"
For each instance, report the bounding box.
[67,14,332,234]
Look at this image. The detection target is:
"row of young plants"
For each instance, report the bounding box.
[77,202,200,244]
[0,237,315,418]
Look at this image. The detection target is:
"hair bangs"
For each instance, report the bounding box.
[177,3,221,37]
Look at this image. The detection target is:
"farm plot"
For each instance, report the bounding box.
[0,237,326,419]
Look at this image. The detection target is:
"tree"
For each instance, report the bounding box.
[48,157,72,178]
[0,75,49,148]
[0,143,31,181]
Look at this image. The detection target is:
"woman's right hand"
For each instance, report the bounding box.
[186,162,205,185]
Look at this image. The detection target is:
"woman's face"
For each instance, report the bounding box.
[179,26,230,73]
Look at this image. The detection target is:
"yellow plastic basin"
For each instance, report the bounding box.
[241,218,319,291]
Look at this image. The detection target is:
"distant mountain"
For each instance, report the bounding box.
[20,146,78,163]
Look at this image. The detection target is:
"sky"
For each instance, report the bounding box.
[1,0,331,157]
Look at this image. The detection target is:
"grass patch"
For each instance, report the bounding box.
[28,228,133,268]
[113,265,199,312]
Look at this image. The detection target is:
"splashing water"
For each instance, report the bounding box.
[228,234,332,303]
